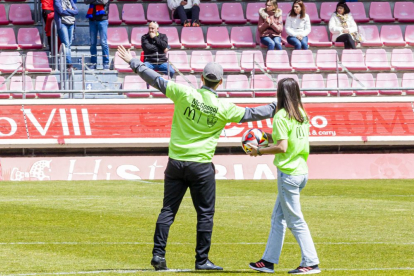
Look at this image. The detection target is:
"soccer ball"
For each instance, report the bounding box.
[241,128,269,153]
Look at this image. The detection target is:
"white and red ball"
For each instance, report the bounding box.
[241,128,269,153]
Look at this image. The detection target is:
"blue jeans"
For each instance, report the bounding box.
[260,36,282,50]
[287,36,309,50]
[262,169,319,267]
[144,62,175,79]
[89,20,109,65]
[57,23,74,65]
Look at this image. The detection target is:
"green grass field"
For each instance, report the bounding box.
[0,179,413,276]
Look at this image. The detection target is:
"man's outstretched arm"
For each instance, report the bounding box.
[117,45,168,94]
[239,102,277,123]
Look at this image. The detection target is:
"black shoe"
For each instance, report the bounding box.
[195,259,223,270]
[151,255,168,271]
[249,259,274,273]
[288,265,321,274]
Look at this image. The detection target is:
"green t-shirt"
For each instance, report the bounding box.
[272,108,309,175]
[166,82,245,163]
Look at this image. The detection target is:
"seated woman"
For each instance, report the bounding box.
[258,0,283,51]
[329,1,357,49]
[285,1,311,50]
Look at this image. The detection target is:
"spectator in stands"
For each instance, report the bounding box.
[41,0,54,49]
[142,22,174,79]
[329,1,357,49]
[285,1,311,50]
[85,0,110,69]
[54,0,78,69]
[168,0,200,27]
[258,0,283,51]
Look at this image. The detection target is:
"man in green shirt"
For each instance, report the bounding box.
[117,46,277,271]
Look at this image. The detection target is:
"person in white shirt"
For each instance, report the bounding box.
[285,1,311,50]
[168,0,200,27]
[329,1,357,49]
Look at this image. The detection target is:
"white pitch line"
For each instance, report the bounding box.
[0,242,413,245]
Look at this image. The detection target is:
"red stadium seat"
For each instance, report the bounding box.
[291,50,317,72]
[241,50,265,72]
[380,25,406,47]
[246,2,265,24]
[147,3,172,24]
[17,28,42,49]
[352,74,378,96]
[181,27,206,48]
[402,73,414,95]
[114,51,136,72]
[369,2,395,22]
[0,5,10,25]
[405,25,414,46]
[0,76,10,99]
[190,51,213,72]
[35,76,61,98]
[199,3,222,24]
[316,49,338,71]
[394,2,414,22]
[9,4,34,25]
[122,4,146,25]
[167,51,191,72]
[10,76,36,98]
[0,28,18,50]
[207,27,231,48]
[341,49,367,71]
[124,75,150,98]
[320,2,336,23]
[365,49,391,71]
[26,52,52,73]
[391,49,414,71]
[266,50,292,72]
[278,2,292,22]
[0,52,22,73]
[130,27,147,49]
[226,75,252,97]
[308,26,332,47]
[377,73,402,95]
[231,27,256,48]
[108,4,122,25]
[221,3,247,24]
[327,74,353,96]
[302,74,328,96]
[304,3,321,23]
[107,27,131,49]
[158,27,181,49]
[359,25,382,47]
[347,2,370,23]
[176,75,198,89]
[251,75,276,97]
[215,51,241,72]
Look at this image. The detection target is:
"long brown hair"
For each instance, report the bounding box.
[276,78,307,123]
[289,1,306,19]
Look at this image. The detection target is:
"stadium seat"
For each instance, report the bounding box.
[0,76,10,99]
[158,27,181,49]
[181,27,206,48]
[215,51,241,72]
[130,27,147,49]
[147,3,172,24]
[35,76,61,98]
[221,3,247,24]
[347,2,370,23]
[108,4,122,25]
[405,25,414,46]
[206,27,231,48]
[266,50,292,72]
[199,3,222,24]
[365,49,391,71]
[167,51,191,72]
[376,73,402,95]
[26,52,52,73]
[226,75,252,97]
[304,3,321,23]
[176,75,198,89]
[0,52,22,73]
[308,26,332,47]
[326,74,353,96]
[241,50,265,72]
[230,27,256,48]
[10,76,36,98]
[190,51,213,72]
[151,91,167,98]
[369,2,395,22]
[251,75,276,97]
[114,51,136,73]
[316,49,339,71]
[341,49,367,71]
[9,4,34,25]
[280,29,290,46]
[0,5,10,25]
[123,75,150,98]
[320,2,336,23]
[278,2,292,22]
[394,2,414,22]
[276,74,299,87]
[402,73,414,95]
[359,25,382,47]
[380,25,406,47]
[302,74,328,96]
[291,50,317,71]
[0,28,18,50]
[17,28,42,49]
[351,74,378,96]
[122,4,146,25]
[107,27,131,49]
[246,2,265,24]
[255,29,266,48]
[391,49,414,71]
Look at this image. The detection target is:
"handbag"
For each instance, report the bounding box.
[351,27,365,43]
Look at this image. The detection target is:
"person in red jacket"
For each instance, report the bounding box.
[258,0,283,50]
[41,0,54,48]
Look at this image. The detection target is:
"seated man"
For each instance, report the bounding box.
[168,0,200,27]
[141,22,175,79]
